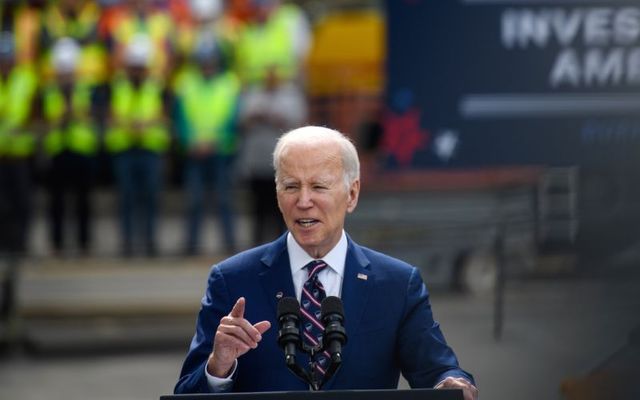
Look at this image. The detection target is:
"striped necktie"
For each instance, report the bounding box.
[300,260,331,379]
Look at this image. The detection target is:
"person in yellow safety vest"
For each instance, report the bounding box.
[42,38,99,257]
[109,0,175,81]
[175,0,242,74]
[172,34,241,256]
[39,0,107,86]
[105,34,169,257]
[0,31,38,256]
[235,0,310,86]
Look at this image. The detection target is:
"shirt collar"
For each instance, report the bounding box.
[286,231,347,278]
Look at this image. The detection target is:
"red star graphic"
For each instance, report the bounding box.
[382,108,430,166]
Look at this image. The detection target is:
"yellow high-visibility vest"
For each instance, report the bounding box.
[176,67,240,155]
[0,64,37,158]
[43,82,98,156]
[235,5,300,85]
[105,76,169,153]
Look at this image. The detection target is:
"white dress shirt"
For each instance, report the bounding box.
[205,231,348,391]
[287,231,347,300]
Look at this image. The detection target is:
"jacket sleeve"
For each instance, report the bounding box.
[174,266,234,394]
[397,268,475,388]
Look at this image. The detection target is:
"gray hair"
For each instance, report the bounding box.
[273,126,360,190]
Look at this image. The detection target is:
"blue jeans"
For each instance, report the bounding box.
[112,149,163,256]
[184,153,235,253]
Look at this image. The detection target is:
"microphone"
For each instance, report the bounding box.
[321,296,347,363]
[277,297,301,365]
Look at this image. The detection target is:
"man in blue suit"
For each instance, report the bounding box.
[174,126,478,399]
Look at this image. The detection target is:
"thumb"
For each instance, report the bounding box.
[229,297,245,318]
[254,321,271,335]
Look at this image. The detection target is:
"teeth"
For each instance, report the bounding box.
[298,219,316,227]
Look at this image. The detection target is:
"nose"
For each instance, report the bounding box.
[296,187,313,208]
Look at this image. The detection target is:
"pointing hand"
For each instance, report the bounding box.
[207,297,271,378]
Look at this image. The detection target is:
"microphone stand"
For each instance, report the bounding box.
[283,351,315,390]
[278,296,346,391]
[286,340,342,391]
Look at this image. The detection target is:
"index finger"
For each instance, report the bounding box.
[229,297,246,318]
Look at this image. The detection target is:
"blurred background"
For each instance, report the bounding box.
[0,0,639,399]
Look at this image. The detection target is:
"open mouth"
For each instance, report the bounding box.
[296,218,319,228]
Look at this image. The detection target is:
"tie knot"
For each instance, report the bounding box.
[305,260,327,279]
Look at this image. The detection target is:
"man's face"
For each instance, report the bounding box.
[198,59,217,78]
[276,140,360,259]
[126,65,147,82]
[60,0,78,11]
[253,0,277,23]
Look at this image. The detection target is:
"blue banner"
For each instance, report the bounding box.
[383,0,640,168]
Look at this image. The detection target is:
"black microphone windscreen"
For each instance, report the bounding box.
[321,296,344,317]
[277,297,300,319]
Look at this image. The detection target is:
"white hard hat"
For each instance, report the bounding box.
[190,0,223,21]
[124,33,153,67]
[51,37,81,74]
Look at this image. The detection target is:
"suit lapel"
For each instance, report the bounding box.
[258,234,297,318]
[258,234,312,377]
[341,239,372,336]
[324,237,372,389]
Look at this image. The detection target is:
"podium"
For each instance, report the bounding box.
[161,388,463,400]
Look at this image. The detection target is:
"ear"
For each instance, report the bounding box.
[276,189,284,214]
[346,179,360,213]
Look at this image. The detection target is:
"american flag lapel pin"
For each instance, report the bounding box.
[357,273,368,281]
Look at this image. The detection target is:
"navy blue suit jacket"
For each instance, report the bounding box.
[175,234,474,393]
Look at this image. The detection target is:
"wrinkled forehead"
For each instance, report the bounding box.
[277,140,344,178]
[280,138,341,162]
